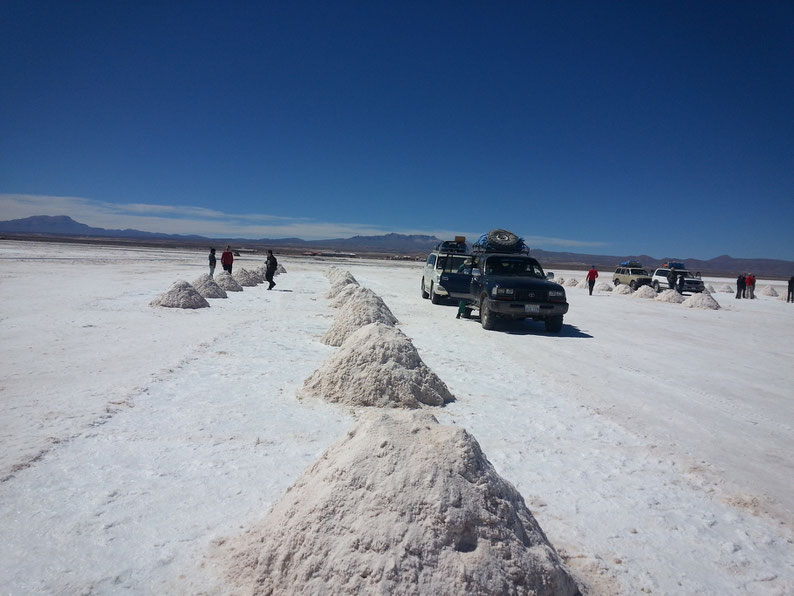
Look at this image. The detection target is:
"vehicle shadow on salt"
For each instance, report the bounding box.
[482,318,593,338]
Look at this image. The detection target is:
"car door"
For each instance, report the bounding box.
[438,254,474,299]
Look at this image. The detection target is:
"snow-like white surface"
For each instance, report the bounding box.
[1,240,793,594]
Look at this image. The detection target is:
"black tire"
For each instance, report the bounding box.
[486,229,519,250]
[421,278,429,299]
[545,315,563,333]
[430,282,442,304]
[652,281,661,292]
[480,297,496,330]
[629,280,637,291]
[614,279,620,286]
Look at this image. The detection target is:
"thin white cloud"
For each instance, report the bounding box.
[0,193,607,248]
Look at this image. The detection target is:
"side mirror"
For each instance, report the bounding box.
[546,272,555,280]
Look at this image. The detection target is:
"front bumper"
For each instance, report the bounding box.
[486,299,569,319]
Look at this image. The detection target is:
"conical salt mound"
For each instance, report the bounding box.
[656,289,685,303]
[613,284,633,295]
[192,274,228,299]
[303,323,454,408]
[720,284,733,293]
[325,266,355,285]
[321,291,398,346]
[276,264,287,275]
[150,280,209,309]
[682,292,721,310]
[632,285,657,299]
[327,272,360,299]
[215,272,243,292]
[233,268,259,287]
[213,410,580,596]
[760,285,778,297]
[564,278,579,287]
[329,284,368,308]
[594,282,612,292]
[249,266,266,283]
[706,284,717,294]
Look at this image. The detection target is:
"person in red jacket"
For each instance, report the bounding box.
[585,266,598,296]
[745,273,756,299]
[221,245,234,274]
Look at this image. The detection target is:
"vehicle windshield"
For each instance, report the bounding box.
[483,257,545,278]
[630,269,649,276]
[437,254,470,273]
[663,269,692,277]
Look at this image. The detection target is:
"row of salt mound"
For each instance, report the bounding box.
[150,280,209,309]
[233,268,260,287]
[214,271,244,292]
[193,274,228,299]
[302,323,454,408]
[321,287,397,346]
[213,410,580,596]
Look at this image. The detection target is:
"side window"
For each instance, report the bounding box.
[426,254,436,267]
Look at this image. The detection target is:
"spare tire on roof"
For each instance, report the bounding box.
[486,229,519,249]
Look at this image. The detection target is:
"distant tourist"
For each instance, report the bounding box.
[736,274,745,299]
[788,276,794,303]
[667,268,677,290]
[265,249,278,290]
[221,245,234,274]
[676,272,685,293]
[208,248,216,277]
[585,266,598,296]
[745,273,756,299]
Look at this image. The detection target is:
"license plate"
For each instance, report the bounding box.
[524,304,540,313]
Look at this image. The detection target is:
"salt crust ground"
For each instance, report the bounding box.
[682,292,721,310]
[233,268,260,287]
[150,280,209,309]
[321,288,398,346]
[214,271,243,291]
[211,410,580,596]
[302,323,455,408]
[193,274,228,299]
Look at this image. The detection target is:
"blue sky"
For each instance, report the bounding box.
[1,1,792,260]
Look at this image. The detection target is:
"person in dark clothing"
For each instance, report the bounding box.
[676,273,685,293]
[265,249,278,290]
[787,276,794,303]
[736,274,745,299]
[208,248,216,277]
[221,246,234,274]
[667,268,677,290]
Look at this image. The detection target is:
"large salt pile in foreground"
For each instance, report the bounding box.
[656,289,685,303]
[760,285,779,297]
[233,268,260,287]
[321,289,398,346]
[213,411,580,596]
[150,281,209,309]
[303,323,454,408]
[214,272,243,292]
[682,292,721,310]
[192,275,228,299]
[632,285,657,299]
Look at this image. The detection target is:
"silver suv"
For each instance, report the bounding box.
[421,239,470,304]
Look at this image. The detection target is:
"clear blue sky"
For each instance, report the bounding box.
[1,1,792,260]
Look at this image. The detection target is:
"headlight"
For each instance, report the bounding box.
[492,286,515,298]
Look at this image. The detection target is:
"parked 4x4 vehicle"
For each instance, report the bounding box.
[613,261,652,290]
[650,263,705,294]
[436,230,569,332]
[421,237,470,304]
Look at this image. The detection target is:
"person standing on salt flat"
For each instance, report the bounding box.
[265,250,278,290]
[208,247,216,277]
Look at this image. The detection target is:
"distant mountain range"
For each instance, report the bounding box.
[1,215,792,277]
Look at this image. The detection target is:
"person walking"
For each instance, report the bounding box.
[787,276,794,303]
[208,248,216,277]
[585,265,598,296]
[745,273,756,299]
[265,249,278,290]
[676,272,685,293]
[221,245,234,274]
[736,274,745,299]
